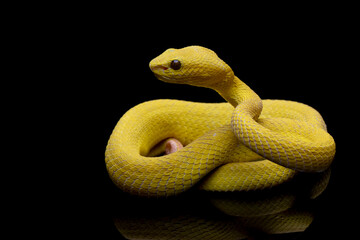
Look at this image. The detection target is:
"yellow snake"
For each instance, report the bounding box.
[105,46,335,197]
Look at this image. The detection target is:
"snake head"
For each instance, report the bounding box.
[149,46,233,88]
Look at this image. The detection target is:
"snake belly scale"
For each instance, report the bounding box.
[105,46,335,197]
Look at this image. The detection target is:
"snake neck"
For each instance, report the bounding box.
[214,74,263,120]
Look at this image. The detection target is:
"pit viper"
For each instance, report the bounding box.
[105,46,335,197]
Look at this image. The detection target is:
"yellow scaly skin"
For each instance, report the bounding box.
[105,46,335,197]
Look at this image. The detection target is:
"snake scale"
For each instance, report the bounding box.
[105,46,335,197]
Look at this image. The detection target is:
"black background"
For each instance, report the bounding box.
[43,5,356,239]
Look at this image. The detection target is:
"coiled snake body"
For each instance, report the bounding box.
[105,46,335,197]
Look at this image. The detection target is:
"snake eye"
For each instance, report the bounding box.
[170,59,181,70]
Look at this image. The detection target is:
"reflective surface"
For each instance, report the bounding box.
[107,169,331,239]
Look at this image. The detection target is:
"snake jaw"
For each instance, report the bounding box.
[149,62,173,82]
[149,57,169,73]
[150,64,180,83]
[150,64,168,72]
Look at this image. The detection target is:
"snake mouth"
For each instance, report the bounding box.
[150,65,174,82]
[150,65,168,71]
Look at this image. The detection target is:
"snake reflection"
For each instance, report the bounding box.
[111,169,330,239]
